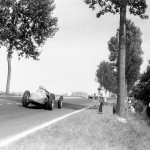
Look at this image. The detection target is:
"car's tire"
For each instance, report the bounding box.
[58,96,63,109]
[48,93,55,110]
[22,91,30,107]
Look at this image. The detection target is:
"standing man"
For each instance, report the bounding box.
[97,87,104,112]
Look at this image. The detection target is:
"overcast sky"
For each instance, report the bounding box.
[0,0,150,95]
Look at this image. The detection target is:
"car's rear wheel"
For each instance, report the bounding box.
[22,91,30,107]
[58,96,63,109]
[48,93,55,110]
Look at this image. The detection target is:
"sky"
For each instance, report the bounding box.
[0,0,150,95]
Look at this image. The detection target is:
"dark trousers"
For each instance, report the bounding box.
[99,100,103,112]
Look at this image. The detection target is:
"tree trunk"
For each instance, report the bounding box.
[116,0,126,118]
[6,53,11,94]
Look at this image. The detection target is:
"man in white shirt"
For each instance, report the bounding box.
[97,87,104,112]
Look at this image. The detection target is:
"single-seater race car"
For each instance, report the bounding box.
[22,86,63,110]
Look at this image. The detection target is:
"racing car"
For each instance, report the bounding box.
[22,86,63,110]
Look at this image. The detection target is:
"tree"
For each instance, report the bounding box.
[96,61,117,94]
[132,63,150,106]
[108,19,143,94]
[84,0,148,117]
[0,0,58,94]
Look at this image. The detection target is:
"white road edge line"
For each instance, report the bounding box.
[0,106,89,148]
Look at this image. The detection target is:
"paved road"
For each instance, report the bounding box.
[0,95,94,142]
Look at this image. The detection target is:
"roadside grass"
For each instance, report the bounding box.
[1,106,150,150]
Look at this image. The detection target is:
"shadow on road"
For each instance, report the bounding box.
[23,102,88,111]
[0,95,91,111]
[16,101,89,111]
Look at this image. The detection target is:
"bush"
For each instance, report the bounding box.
[133,100,144,113]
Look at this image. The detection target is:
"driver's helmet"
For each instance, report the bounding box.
[39,85,44,90]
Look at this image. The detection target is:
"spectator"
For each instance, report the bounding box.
[97,87,104,112]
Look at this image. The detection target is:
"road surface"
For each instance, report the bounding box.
[0,95,94,142]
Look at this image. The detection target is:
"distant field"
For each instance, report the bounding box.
[0,92,23,96]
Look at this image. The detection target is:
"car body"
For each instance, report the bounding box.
[22,90,63,110]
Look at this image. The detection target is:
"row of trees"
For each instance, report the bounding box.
[96,19,143,96]
[96,18,150,115]
[0,0,58,93]
[84,0,148,117]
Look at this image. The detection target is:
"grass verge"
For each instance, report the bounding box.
[1,106,150,150]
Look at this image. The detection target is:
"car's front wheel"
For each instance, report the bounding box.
[48,93,55,110]
[22,91,30,107]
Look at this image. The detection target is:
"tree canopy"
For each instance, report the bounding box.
[0,0,58,59]
[96,61,117,94]
[108,19,143,93]
[84,0,148,19]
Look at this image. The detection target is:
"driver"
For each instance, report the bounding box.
[38,85,47,92]
[39,85,44,89]
[30,85,47,101]
[36,85,48,98]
